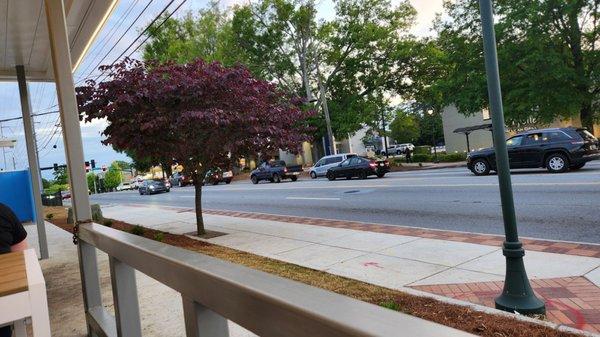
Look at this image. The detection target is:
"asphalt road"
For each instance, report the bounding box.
[90,161,600,244]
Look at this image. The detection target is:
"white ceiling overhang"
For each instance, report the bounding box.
[0,0,118,82]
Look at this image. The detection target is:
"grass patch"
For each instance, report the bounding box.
[43,206,576,337]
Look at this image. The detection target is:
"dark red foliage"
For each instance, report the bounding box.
[76,58,314,173]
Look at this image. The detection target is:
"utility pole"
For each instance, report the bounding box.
[478,0,544,314]
[381,110,389,158]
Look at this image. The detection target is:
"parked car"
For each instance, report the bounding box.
[138,179,170,195]
[380,143,414,156]
[326,157,390,180]
[467,127,600,175]
[116,182,134,191]
[309,153,357,179]
[204,168,233,185]
[379,144,403,156]
[250,160,303,184]
[170,172,193,187]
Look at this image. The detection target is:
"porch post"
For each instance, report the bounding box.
[16,65,49,259]
[44,0,92,223]
[45,1,99,335]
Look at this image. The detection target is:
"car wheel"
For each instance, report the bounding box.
[139,190,143,195]
[291,176,298,182]
[273,174,282,183]
[396,150,401,155]
[225,179,232,184]
[310,171,317,179]
[345,176,352,180]
[358,170,367,180]
[251,175,259,184]
[166,189,170,193]
[546,153,569,173]
[471,159,490,176]
[570,163,585,170]
[327,172,336,181]
[377,173,385,178]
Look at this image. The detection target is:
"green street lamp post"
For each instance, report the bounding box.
[478,0,545,314]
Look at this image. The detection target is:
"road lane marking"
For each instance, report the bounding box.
[285,197,341,201]
[203,181,600,191]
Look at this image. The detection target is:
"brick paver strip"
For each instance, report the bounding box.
[191,208,600,258]
[412,277,600,334]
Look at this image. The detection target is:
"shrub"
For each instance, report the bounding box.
[154,232,165,242]
[439,152,467,162]
[130,225,145,236]
[45,213,54,220]
[413,146,431,155]
[102,219,113,227]
[411,154,432,162]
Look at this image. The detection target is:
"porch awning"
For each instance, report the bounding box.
[0,0,117,82]
[453,123,493,134]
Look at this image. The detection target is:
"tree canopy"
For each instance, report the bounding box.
[142,0,420,141]
[77,58,313,234]
[425,0,600,130]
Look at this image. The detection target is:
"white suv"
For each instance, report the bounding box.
[309,153,357,178]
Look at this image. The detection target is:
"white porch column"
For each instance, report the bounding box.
[16,65,49,259]
[44,0,91,223]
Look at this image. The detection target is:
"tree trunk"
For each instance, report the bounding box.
[194,180,205,235]
[580,103,594,131]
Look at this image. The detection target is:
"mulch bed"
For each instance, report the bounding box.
[43,206,580,337]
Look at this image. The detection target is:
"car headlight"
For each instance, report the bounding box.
[149,185,155,189]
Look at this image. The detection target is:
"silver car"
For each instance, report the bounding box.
[309,153,357,178]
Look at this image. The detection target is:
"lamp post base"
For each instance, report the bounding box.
[495,242,545,315]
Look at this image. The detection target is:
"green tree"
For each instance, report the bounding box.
[104,162,122,191]
[86,173,97,194]
[232,0,418,139]
[143,3,243,66]
[42,178,52,189]
[52,166,68,185]
[389,110,419,144]
[114,160,132,171]
[427,0,600,130]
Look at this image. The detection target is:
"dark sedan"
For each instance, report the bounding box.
[326,157,389,180]
[139,179,170,195]
[467,127,600,175]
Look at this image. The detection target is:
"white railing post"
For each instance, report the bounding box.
[78,241,102,336]
[109,257,142,337]
[182,296,229,337]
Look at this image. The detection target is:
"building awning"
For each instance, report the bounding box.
[453,123,493,134]
[0,0,117,82]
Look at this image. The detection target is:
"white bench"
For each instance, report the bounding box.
[0,249,51,336]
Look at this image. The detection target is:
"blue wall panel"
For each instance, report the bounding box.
[0,170,36,222]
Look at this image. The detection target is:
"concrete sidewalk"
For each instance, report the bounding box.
[102,204,600,334]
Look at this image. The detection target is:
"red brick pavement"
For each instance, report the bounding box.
[412,277,600,334]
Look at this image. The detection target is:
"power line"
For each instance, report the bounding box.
[76,0,141,79]
[89,0,185,84]
[76,0,157,85]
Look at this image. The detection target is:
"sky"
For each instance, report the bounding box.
[0,0,444,178]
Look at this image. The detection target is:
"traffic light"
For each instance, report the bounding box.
[91,159,96,169]
[85,161,90,173]
[53,163,58,171]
